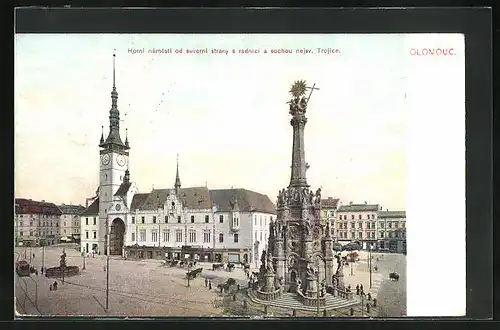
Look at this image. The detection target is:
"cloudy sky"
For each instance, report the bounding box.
[15,34,408,209]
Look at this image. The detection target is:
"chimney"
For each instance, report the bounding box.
[386,208,388,211]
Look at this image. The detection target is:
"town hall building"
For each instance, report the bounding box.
[80,53,275,266]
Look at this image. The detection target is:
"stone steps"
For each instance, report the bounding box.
[248,291,357,312]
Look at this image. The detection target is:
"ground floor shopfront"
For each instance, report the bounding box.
[124,244,251,264]
[16,236,60,247]
[336,239,377,250]
[377,239,406,253]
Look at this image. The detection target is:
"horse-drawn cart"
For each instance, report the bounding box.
[389,272,400,281]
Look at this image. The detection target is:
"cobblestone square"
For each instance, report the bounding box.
[15,245,405,317]
[15,245,249,317]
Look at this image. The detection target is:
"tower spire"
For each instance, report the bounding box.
[125,128,129,148]
[102,49,127,149]
[113,49,116,89]
[100,125,104,145]
[111,49,118,111]
[174,153,181,195]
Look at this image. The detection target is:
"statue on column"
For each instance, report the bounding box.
[293,188,301,203]
[306,261,315,279]
[282,206,290,221]
[260,250,267,267]
[335,253,343,274]
[308,190,314,205]
[302,195,309,219]
[266,251,274,273]
[269,219,275,239]
[276,221,283,239]
[314,188,322,206]
[302,187,309,202]
[304,221,311,237]
[325,220,332,238]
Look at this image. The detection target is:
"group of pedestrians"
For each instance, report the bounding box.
[204,277,212,290]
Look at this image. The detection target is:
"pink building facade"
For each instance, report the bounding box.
[335,202,379,249]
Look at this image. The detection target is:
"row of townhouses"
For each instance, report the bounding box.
[320,197,406,251]
[14,194,406,261]
[14,199,85,247]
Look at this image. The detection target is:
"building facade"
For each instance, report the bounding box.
[14,198,62,246]
[335,202,379,249]
[376,210,406,252]
[80,53,276,265]
[57,204,85,243]
[80,196,100,254]
[320,197,341,238]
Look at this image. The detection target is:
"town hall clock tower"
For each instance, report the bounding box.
[98,51,130,254]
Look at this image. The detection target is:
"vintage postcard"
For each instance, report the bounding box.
[14,33,465,318]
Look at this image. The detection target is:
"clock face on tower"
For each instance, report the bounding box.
[101,154,110,165]
[116,155,126,167]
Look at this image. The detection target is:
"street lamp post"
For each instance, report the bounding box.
[316,266,320,316]
[105,218,110,312]
[361,291,365,317]
[316,255,325,317]
[369,244,372,289]
[41,244,45,270]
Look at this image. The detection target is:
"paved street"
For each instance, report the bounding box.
[15,246,406,317]
[342,251,406,316]
[15,245,247,317]
[373,253,407,317]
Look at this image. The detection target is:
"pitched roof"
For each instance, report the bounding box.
[57,204,86,215]
[321,197,340,208]
[81,198,99,216]
[209,188,276,214]
[378,210,406,218]
[15,198,62,215]
[130,193,150,210]
[114,182,132,197]
[337,204,380,212]
[128,187,276,214]
[180,187,212,209]
[137,187,213,210]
